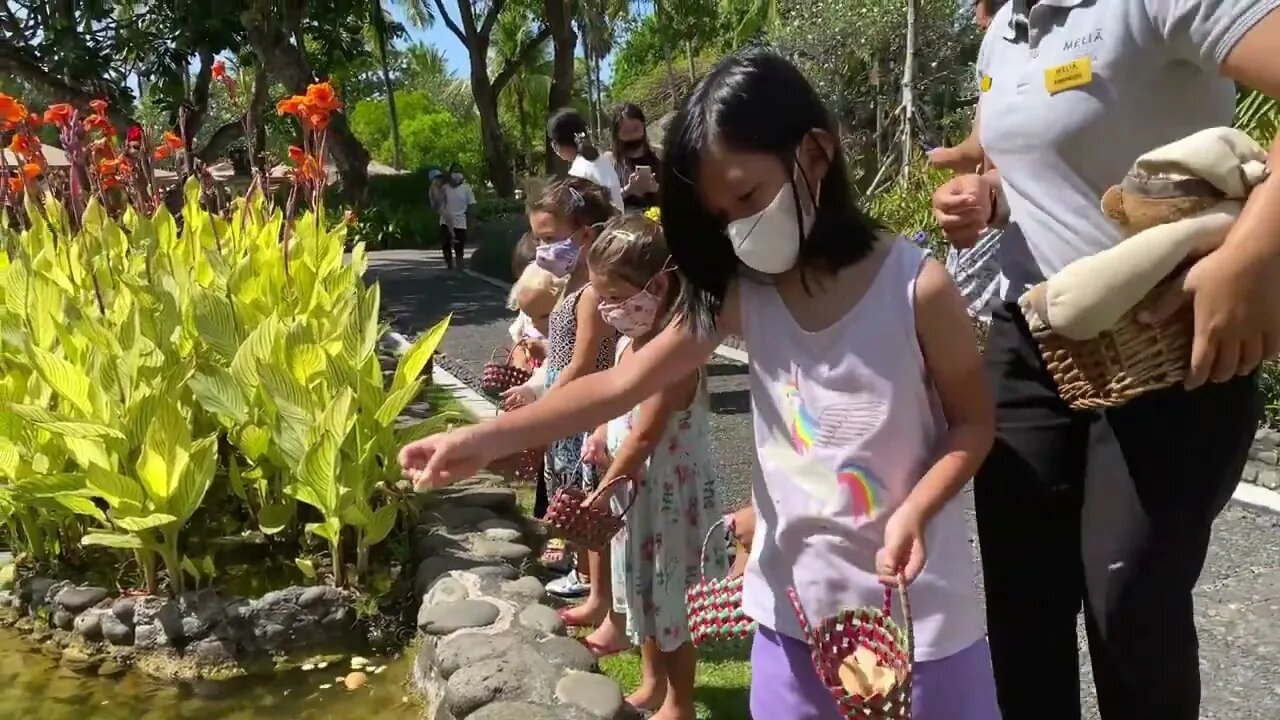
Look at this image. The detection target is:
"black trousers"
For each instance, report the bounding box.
[975,303,1260,720]
[439,225,466,267]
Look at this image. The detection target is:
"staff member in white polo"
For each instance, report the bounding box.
[932,2,1280,718]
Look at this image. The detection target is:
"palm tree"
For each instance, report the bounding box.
[493,12,552,173]
[367,0,436,170]
[1236,88,1280,144]
[576,0,628,139]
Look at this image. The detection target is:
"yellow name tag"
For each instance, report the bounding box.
[979,74,993,92]
[1044,57,1093,94]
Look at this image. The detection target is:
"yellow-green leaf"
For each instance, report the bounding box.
[113,513,178,532]
[87,466,146,511]
[392,315,450,394]
[193,288,241,359]
[81,532,144,549]
[173,435,217,524]
[189,366,249,426]
[297,432,340,515]
[362,503,399,547]
[5,404,123,439]
[237,425,272,461]
[257,502,293,535]
[28,344,95,416]
[135,404,191,507]
[375,381,422,427]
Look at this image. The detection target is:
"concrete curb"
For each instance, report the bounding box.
[462,268,751,366]
[385,330,499,421]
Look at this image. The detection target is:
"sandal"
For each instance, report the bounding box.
[539,538,567,566]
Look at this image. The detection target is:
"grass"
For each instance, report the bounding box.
[599,644,752,720]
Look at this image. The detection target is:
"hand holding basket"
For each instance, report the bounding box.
[686,515,755,647]
[543,472,637,551]
[481,343,533,396]
[787,580,914,719]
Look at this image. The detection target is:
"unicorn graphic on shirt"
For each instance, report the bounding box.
[768,368,889,520]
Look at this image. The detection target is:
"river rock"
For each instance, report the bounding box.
[56,586,109,613]
[1259,469,1280,490]
[111,597,136,624]
[74,610,104,641]
[437,505,502,531]
[437,487,518,514]
[60,646,102,674]
[17,577,56,610]
[418,599,499,635]
[53,609,75,631]
[436,632,521,678]
[133,596,183,649]
[97,660,127,677]
[100,612,135,645]
[518,604,564,636]
[444,650,559,717]
[424,576,469,606]
[555,671,624,719]
[534,636,597,672]
[471,538,532,564]
[499,577,546,603]
[415,556,516,596]
[467,702,572,720]
[299,586,341,607]
[190,637,237,665]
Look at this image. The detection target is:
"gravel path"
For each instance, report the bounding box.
[368,248,1280,720]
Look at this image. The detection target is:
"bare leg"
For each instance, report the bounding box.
[559,548,609,626]
[627,639,668,711]
[582,607,632,656]
[653,641,698,720]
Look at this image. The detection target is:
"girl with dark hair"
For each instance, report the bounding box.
[405,48,1000,719]
[607,103,662,210]
[548,108,625,211]
[501,175,622,617]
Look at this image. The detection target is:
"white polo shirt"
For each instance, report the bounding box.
[978,0,1280,300]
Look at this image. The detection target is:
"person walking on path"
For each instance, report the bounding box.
[403,49,1002,720]
[931,2,1280,718]
[439,163,476,269]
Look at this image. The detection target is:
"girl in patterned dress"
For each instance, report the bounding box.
[501,176,620,608]
[580,214,724,720]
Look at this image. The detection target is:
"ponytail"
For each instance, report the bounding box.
[575,131,600,162]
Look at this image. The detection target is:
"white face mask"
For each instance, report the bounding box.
[725,171,818,274]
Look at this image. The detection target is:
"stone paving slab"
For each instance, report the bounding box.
[368,248,1280,720]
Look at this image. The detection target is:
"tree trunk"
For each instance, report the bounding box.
[471,54,516,197]
[685,41,696,81]
[594,57,605,134]
[655,1,677,111]
[900,0,917,179]
[517,89,533,173]
[544,0,576,173]
[371,0,404,169]
[243,4,371,200]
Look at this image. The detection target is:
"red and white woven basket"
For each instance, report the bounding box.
[543,472,636,551]
[787,580,915,719]
[686,515,755,646]
[480,344,533,396]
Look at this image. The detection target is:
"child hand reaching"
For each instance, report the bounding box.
[581,427,611,467]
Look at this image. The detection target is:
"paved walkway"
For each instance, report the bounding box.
[368,248,1280,720]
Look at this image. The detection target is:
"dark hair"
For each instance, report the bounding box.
[587,215,681,322]
[547,109,599,162]
[449,162,463,173]
[527,175,616,229]
[512,231,537,278]
[610,103,653,158]
[660,48,879,336]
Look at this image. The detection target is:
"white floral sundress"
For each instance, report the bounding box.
[606,339,726,651]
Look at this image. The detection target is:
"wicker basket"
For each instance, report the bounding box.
[1019,289,1193,411]
[480,344,533,397]
[787,582,914,720]
[543,473,637,551]
[487,446,544,485]
[686,516,755,647]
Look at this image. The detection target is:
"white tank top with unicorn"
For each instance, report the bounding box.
[739,239,986,662]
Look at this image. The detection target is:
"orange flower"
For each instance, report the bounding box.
[288,145,306,164]
[276,95,305,116]
[154,146,172,160]
[7,176,23,195]
[304,82,341,113]
[25,113,41,129]
[212,59,226,80]
[21,162,43,179]
[162,130,184,149]
[0,94,26,126]
[84,114,113,134]
[306,112,330,131]
[43,103,73,126]
[89,99,109,115]
[98,157,124,175]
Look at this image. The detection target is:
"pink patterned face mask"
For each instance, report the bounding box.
[599,287,662,338]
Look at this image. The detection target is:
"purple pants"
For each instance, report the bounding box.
[749,626,1000,720]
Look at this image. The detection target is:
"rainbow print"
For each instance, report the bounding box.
[837,464,883,519]
[782,376,818,455]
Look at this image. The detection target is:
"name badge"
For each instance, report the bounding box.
[1044,57,1093,94]
[979,74,993,92]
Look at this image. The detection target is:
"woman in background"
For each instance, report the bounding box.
[607,103,662,211]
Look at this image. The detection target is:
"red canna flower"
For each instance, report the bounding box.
[212,59,226,80]
[43,103,73,126]
[21,162,43,179]
[287,145,306,164]
[89,99,109,115]
[154,146,172,160]
[162,130,184,149]
[276,96,304,116]
[304,82,341,113]
[7,176,23,194]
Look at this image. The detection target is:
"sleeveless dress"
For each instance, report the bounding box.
[606,338,726,650]
[543,284,618,495]
[739,239,986,662]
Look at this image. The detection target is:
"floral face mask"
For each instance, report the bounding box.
[598,266,671,338]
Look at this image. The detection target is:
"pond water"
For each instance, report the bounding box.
[0,629,422,720]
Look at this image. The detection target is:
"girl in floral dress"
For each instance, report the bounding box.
[581,214,725,720]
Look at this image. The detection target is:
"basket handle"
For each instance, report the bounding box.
[488,340,524,366]
[581,471,637,518]
[697,515,734,581]
[883,574,914,663]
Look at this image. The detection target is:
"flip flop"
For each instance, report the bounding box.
[576,634,633,659]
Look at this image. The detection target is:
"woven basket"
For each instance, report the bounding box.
[480,344,533,396]
[1019,288,1192,411]
[544,473,636,551]
[487,446,543,484]
[787,581,914,720]
[686,516,755,647]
